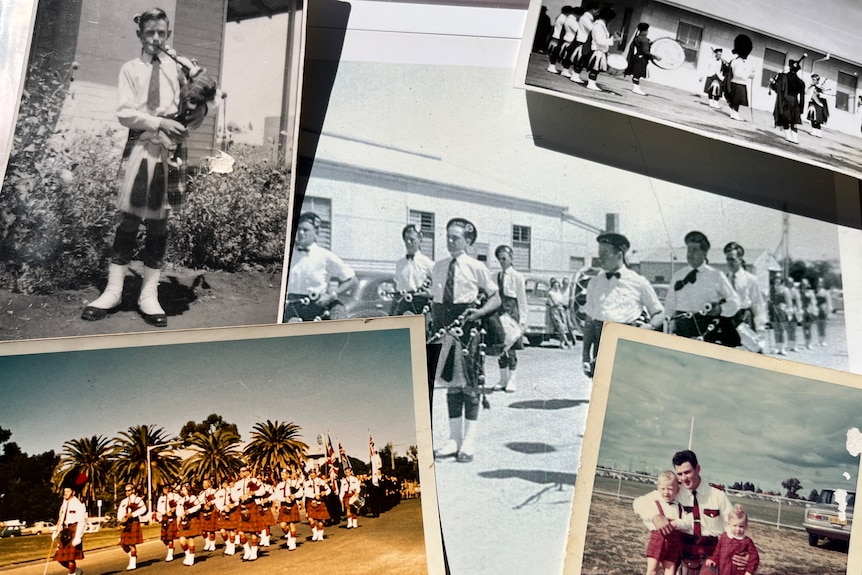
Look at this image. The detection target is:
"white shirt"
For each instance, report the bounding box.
[632,489,692,532]
[340,475,362,496]
[213,486,234,511]
[394,251,434,292]
[430,253,498,305]
[303,477,331,499]
[576,12,595,43]
[117,54,182,132]
[273,479,302,503]
[57,496,88,543]
[730,57,756,85]
[675,482,734,538]
[552,13,567,40]
[584,266,663,324]
[117,495,147,522]
[177,494,200,518]
[562,14,578,43]
[727,268,767,330]
[498,267,528,325]
[287,242,355,295]
[664,264,740,319]
[231,477,265,502]
[154,492,180,521]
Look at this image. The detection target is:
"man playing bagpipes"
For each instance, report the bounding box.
[430,218,501,464]
[231,466,266,561]
[272,468,304,551]
[198,478,219,552]
[339,467,363,529]
[52,473,88,575]
[215,477,240,556]
[153,483,180,562]
[304,468,333,541]
[81,7,218,328]
[117,484,148,570]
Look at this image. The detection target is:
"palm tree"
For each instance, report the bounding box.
[53,435,113,508]
[244,420,308,474]
[111,424,180,492]
[180,427,245,485]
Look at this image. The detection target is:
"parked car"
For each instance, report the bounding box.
[340,272,398,319]
[0,525,22,538]
[84,518,104,533]
[522,274,579,347]
[803,488,855,547]
[22,521,55,535]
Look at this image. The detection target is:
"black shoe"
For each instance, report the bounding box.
[140,310,168,328]
[456,451,474,463]
[81,306,110,321]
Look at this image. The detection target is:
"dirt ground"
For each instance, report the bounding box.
[578,492,848,575]
[0,263,284,341]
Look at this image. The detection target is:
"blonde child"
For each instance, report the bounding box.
[632,471,692,575]
[704,504,759,575]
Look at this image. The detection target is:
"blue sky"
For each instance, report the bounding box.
[0,326,421,464]
[596,338,862,494]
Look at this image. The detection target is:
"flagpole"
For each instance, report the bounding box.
[688,416,694,450]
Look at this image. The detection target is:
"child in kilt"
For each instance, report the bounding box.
[633,471,692,575]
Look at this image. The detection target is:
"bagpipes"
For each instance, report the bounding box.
[284,291,330,322]
[386,278,432,306]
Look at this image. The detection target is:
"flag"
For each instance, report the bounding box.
[369,431,376,460]
[325,432,335,467]
[339,440,352,471]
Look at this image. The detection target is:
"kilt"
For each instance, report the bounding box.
[726,82,749,107]
[118,519,143,546]
[646,529,681,562]
[54,526,84,562]
[237,502,265,533]
[680,533,718,565]
[159,517,179,542]
[257,503,275,528]
[499,295,523,350]
[277,501,301,523]
[588,50,608,72]
[219,508,238,531]
[305,498,331,522]
[703,75,722,95]
[178,515,201,538]
[199,509,218,532]
[116,131,188,220]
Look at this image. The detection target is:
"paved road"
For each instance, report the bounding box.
[1,500,428,575]
[525,51,862,178]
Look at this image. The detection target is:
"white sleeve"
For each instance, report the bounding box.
[632,493,660,530]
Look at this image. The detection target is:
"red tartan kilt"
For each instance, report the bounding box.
[54,528,84,563]
[305,499,330,521]
[178,515,201,538]
[219,508,238,531]
[118,520,143,546]
[277,502,301,523]
[160,519,179,541]
[237,503,265,533]
[680,533,717,564]
[199,510,219,532]
[646,530,681,562]
[257,504,275,528]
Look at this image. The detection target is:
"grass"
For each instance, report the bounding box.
[0,524,161,567]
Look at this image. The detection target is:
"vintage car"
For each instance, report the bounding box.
[803,488,855,547]
[21,521,55,535]
[522,274,580,348]
[340,271,399,319]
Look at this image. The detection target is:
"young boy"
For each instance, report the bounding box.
[632,471,692,575]
[704,505,760,575]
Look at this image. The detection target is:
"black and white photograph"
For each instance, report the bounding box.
[0,317,443,575]
[564,323,862,575]
[0,0,304,340]
[516,0,862,180]
[288,2,858,574]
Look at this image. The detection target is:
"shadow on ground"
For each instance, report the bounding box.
[508,398,589,410]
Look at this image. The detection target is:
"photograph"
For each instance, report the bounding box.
[516,0,862,180]
[0,316,444,575]
[288,2,859,574]
[564,323,862,575]
[0,0,304,340]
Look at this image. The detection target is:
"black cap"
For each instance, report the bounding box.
[636,22,650,32]
[61,472,88,494]
[723,241,744,257]
[446,217,477,245]
[597,232,630,253]
[684,231,710,251]
[298,212,322,230]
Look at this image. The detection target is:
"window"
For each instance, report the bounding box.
[761,48,786,88]
[512,225,531,270]
[299,197,331,249]
[675,22,703,67]
[836,71,857,112]
[408,210,435,259]
[472,242,489,264]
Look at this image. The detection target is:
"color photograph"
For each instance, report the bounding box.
[564,323,862,575]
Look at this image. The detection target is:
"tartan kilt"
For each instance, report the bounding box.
[54,527,84,562]
[160,518,179,542]
[680,533,717,565]
[237,503,265,533]
[116,130,188,221]
[199,509,219,532]
[257,503,275,528]
[177,515,201,538]
[219,508,238,531]
[118,520,143,545]
[305,498,331,521]
[646,529,681,562]
[277,501,301,523]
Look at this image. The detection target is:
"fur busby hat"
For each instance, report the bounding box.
[446,217,477,245]
[684,231,710,251]
[62,472,88,494]
[598,6,616,21]
[732,34,753,59]
[788,54,807,71]
[298,212,322,230]
[596,232,630,253]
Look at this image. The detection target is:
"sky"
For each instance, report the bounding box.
[0,327,423,464]
[595,338,862,495]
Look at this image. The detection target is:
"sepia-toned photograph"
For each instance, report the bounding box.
[0,0,304,340]
[0,317,443,575]
[516,0,862,180]
[564,323,862,575]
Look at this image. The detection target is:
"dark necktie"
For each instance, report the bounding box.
[296,246,310,252]
[606,271,621,280]
[406,253,414,260]
[729,272,737,290]
[443,258,456,307]
[692,490,701,536]
[148,55,161,111]
[674,268,698,292]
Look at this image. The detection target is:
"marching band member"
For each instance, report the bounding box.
[273,469,303,550]
[492,245,527,393]
[339,467,362,529]
[431,218,501,464]
[284,212,357,322]
[254,472,276,548]
[664,231,741,347]
[393,224,434,318]
[197,478,219,552]
[723,242,767,335]
[153,483,180,561]
[215,477,239,556]
[582,233,664,376]
[304,468,332,541]
[53,475,88,575]
[117,484,148,570]
[176,483,201,566]
[232,465,265,561]
[585,6,622,92]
